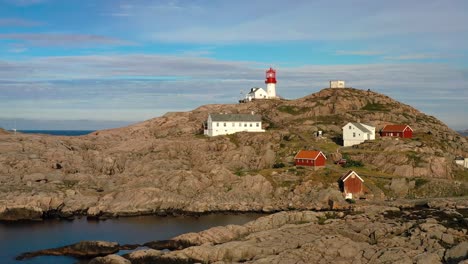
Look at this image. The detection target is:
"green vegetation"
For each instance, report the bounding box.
[361,102,388,112]
[406,151,423,166]
[414,178,429,188]
[63,180,78,188]
[315,114,345,125]
[342,154,364,168]
[277,105,310,115]
[273,162,285,168]
[234,168,246,177]
[318,212,339,225]
[227,134,240,147]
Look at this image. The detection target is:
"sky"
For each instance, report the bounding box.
[0,0,467,130]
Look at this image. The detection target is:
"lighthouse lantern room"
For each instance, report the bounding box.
[265,67,277,98]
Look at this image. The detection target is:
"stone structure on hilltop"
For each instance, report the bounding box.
[329,80,346,88]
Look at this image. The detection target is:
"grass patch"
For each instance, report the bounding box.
[315,115,345,125]
[63,180,78,188]
[317,212,339,225]
[227,134,240,147]
[361,102,389,112]
[415,178,430,188]
[234,168,246,176]
[406,151,423,166]
[277,105,311,115]
[342,154,364,168]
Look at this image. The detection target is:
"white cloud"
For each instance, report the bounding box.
[0,33,135,47]
[335,50,385,56]
[0,53,467,129]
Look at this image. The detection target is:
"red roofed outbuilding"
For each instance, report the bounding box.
[381,124,413,138]
[294,150,327,167]
[339,170,364,199]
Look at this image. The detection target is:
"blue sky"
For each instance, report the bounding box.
[0,0,467,130]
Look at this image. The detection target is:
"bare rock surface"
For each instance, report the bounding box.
[1,88,467,221]
[16,241,120,260]
[89,254,131,264]
[129,205,468,264]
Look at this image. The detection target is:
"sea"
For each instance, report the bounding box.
[18,130,95,136]
[0,214,262,264]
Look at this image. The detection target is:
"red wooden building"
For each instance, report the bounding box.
[294,150,326,167]
[339,171,364,199]
[380,124,413,138]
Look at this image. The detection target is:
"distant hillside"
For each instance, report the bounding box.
[458,129,468,137]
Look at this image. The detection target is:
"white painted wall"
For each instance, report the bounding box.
[330,80,345,88]
[342,122,375,147]
[246,88,268,101]
[204,116,265,137]
[266,83,276,98]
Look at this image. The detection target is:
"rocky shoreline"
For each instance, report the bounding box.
[15,201,468,264]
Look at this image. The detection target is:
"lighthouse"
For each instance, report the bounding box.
[265,67,277,99]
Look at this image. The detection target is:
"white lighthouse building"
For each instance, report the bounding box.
[243,67,278,102]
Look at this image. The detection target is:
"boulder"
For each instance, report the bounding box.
[444,241,468,263]
[89,254,130,264]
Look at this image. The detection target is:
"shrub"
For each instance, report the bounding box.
[361,102,388,112]
[277,105,310,115]
[343,159,364,168]
[273,163,285,168]
[345,198,356,204]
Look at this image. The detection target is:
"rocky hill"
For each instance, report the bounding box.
[0,88,467,221]
[0,128,9,135]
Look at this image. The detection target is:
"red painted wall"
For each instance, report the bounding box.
[381,128,412,138]
[344,177,362,195]
[403,128,412,138]
[294,154,326,167]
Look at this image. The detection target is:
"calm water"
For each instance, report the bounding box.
[18,130,95,136]
[0,214,262,264]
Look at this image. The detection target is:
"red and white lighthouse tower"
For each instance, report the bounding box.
[265,67,277,98]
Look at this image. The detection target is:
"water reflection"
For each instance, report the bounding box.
[0,213,263,264]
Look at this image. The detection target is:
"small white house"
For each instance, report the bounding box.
[342,122,375,147]
[330,80,346,88]
[204,113,265,137]
[455,157,468,168]
[245,87,268,101]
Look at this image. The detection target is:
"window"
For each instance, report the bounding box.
[244,124,247,127]
[353,132,356,137]
[224,123,226,127]
[232,123,235,127]
[256,123,259,127]
[250,123,252,127]
[216,123,219,127]
[239,123,241,126]
[349,126,351,129]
